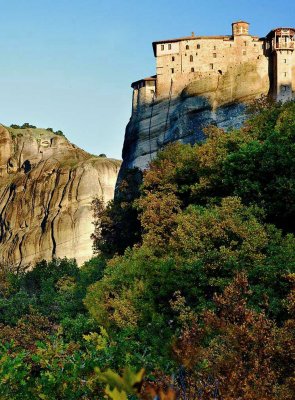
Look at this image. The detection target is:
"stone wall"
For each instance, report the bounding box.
[274,49,295,101]
[155,35,266,99]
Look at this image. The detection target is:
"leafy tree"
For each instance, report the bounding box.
[223,101,295,231]
[170,273,295,400]
[21,123,37,129]
[1,101,295,398]
[92,168,143,257]
[55,129,64,136]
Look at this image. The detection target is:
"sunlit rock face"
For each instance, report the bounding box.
[0,125,121,267]
[119,60,269,174]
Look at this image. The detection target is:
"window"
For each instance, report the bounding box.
[254,43,257,47]
[191,67,195,72]
[213,53,217,58]
[284,72,287,77]
[213,45,216,50]
[168,44,171,50]
[186,45,189,50]
[243,50,246,55]
[161,44,164,50]
[197,44,201,49]
[244,41,247,46]
[171,68,174,74]
[172,56,175,61]
[284,59,287,63]
[210,63,213,69]
[190,55,193,62]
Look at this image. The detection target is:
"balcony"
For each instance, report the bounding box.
[275,41,295,50]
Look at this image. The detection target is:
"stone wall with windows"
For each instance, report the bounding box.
[274,50,295,101]
[155,35,267,100]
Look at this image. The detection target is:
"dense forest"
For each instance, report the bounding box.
[0,100,294,399]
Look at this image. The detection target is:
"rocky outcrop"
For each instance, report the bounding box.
[120,60,269,172]
[0,125,121,267]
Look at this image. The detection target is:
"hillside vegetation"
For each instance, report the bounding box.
[0,100,294,399]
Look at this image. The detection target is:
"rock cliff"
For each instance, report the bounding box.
[120,60,269,173]
[0,125,121,267]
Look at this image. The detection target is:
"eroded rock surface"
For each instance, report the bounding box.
[0,125,121,267]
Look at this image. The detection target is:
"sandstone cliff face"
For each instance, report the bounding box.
[120,60,269,172]
[0,125,121,267]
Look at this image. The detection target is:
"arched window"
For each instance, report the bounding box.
[191,67,195,72]
[186,45,189,50]
[190,55,193,62]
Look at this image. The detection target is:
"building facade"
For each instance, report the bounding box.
[131,21,295,111]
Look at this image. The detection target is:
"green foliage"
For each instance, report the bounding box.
[223,102,295,231]
[0,338,105,399]
[0,257,106,330]
[95,367,144,399]
[46,127,64,136]
[10,123,37,129]
[85,199,295,371]
[55,130,64,136]
[92,168,143,257]
[1,101,295,398]
[137,101,295,233]
[9,124,65,136]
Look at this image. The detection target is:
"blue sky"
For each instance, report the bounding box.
[0,0,294,159]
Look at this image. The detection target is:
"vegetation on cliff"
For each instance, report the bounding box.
[0,100,295,399]
[9,123,65,136]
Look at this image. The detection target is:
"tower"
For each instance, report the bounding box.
[267,28,295,101]
[232,21,250,36]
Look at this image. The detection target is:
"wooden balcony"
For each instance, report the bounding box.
[275,41,295,50]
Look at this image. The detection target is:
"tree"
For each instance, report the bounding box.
[92,168,143,257]
[171,273,295,400]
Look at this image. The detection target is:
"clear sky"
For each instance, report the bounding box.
[0,0,294,159]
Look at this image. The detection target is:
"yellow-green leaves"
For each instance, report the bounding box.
[83,327,109,351]
[95,367,145,399]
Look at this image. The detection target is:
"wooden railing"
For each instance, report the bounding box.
[275,41,295,49]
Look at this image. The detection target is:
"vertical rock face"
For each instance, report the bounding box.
[120,60,270,174]
[0,125,121,267]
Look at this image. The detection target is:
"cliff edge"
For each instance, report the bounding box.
[121,59,269,173]
[0,125,121,267]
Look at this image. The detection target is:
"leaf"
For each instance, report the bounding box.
[95,367,145,396]
[105,385,128,400]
